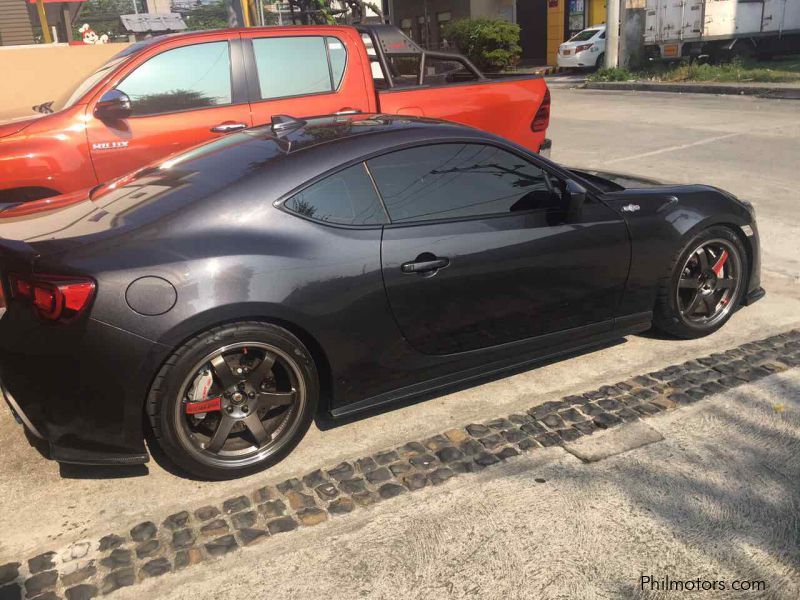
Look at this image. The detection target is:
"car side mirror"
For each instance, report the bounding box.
[564,179,587,222]
[94,89,132,121]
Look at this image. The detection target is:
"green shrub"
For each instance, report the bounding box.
[443,18,522,72]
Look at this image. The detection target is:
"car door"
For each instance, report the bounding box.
[241,29,374,128]
[370,142,630,356]
[86,34,252,184]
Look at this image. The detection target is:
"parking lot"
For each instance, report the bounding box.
[1,87,799,597]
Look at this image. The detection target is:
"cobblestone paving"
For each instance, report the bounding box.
[1,329,798,600]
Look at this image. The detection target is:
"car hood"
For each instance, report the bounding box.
[0,112,47,139]
[568,167,668,191]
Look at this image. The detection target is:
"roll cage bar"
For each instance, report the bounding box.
[355,24,487,88]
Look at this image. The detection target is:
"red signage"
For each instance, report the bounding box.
[549,0,559,7]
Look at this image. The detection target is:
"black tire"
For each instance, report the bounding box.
[595,53,605,69]
[147,321,318,480]
[653,226,748,339]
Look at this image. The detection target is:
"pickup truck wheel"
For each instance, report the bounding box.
[653,226,747,339]
[147,322,318,480]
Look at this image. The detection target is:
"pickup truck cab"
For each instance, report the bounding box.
[0,25,550,203]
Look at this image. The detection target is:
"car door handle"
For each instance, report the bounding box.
[335,107,360,115]
[401,257,449,274]
[211,122,247,133]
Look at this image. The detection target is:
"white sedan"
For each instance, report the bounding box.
[557,25,606,69]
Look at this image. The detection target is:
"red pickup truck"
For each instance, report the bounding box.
[0,25,550,204]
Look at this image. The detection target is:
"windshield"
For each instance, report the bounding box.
[569,29,601,42]
[47,56,129,113]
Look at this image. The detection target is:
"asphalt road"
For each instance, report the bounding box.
[2,89,799,568]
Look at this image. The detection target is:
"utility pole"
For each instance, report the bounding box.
[605,0,620,68]
[35,0,53,43]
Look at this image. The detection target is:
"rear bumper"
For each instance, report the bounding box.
[557,53,596,68]
[2,379,44,439]
[0,311,166,465]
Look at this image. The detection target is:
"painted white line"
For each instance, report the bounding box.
[601,132,742,166]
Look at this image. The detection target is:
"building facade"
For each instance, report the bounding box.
[388,0,607,65]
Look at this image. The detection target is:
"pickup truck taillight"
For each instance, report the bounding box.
[532,89,551,133]
[8,274,95,322]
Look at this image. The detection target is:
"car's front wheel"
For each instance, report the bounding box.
[147,322,318,480]
[653,226,748,339]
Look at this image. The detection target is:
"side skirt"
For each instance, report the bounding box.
[331,315,652,420]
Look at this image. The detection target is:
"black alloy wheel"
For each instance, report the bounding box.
[654,226,747,339]
[676,238,742,328]
[148,322,318,480]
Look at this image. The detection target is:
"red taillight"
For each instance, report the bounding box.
[8,274,95,322]
[575,43,593,53]
[532,88,551,133]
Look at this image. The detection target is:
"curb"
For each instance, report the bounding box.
[1,329,799,600]
[583,80,800,99]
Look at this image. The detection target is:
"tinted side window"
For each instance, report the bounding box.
[368,144,560,223]
[252,36,347,100]
[285,163,386,226]
[117,42,232,116]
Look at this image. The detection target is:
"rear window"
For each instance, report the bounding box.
[569,29,601,42]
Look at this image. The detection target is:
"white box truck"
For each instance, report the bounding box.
[644,0,800,60]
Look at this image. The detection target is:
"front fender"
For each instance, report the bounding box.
[0,106,96,198]
[602,185,757,317]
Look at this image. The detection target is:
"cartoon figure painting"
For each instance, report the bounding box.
[79,23,109,44]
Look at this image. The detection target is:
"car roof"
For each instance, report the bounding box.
[246,113,484,153]
[113,25,358,59]
[90,113,499,215]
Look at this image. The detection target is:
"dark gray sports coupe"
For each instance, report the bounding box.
[0,114,763,479]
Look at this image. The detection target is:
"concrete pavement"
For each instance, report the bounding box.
[117,369,800,600]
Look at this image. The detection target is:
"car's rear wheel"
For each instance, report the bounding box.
[595,53,605,69]
[147,322,318,480]
[653,226,747,339]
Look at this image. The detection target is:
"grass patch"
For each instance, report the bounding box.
[587,55,800,84]
[589,67,636,82]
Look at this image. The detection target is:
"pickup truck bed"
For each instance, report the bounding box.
[0,24,550,203]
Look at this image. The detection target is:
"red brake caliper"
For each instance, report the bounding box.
[185,370,222,415]
[185,396,222,415]
[712,249,729,276]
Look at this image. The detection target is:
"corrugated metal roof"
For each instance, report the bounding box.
[120,13,187,34]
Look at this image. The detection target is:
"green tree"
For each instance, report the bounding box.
[443,18,522,72]
[73,0,145,41]
[185,1,229,31]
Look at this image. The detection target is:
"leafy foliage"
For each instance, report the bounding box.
[588,55,800,84]
[184,1,230,31]
[442,19,521,72]
[72,0,146,41]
